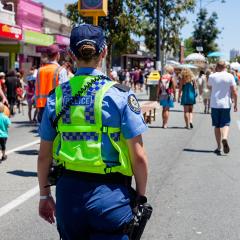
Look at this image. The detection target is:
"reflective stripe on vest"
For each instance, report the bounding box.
[35,64,62,108]
[53,75,133,176]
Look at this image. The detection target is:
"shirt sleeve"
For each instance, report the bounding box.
[39,93,57,141]
[121,90,148,139]
[230,74,236,86]
[208,75,213,86]
[59,68,68,84]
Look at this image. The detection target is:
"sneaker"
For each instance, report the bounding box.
[190,123,193,129]
[214,149,221,156]
[222,139,230,154]
[1,155,7,161]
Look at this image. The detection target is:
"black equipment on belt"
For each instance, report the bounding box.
[126,196,153,240]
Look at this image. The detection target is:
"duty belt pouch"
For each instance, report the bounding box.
[46,162,64,187]
[127,194,153,240]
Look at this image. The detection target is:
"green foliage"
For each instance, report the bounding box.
[141,0,196,56]
[184,37,195,57]
[192,8,221,56]
[66,1,143,68]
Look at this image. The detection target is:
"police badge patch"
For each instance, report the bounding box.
[128,94,141,114]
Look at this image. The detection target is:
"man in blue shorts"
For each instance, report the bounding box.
[208,61,238,155]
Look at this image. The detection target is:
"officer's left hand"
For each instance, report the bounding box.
[39,197,56,224]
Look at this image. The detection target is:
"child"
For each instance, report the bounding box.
[0,102,11,162]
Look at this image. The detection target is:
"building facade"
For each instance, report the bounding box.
[0,0,71,73]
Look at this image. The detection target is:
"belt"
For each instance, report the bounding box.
[63,169,132,186]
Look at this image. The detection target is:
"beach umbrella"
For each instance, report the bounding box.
[179,64,199,69]
[185,53,206,62]
[207,52,224,58]
[230,62,240,70]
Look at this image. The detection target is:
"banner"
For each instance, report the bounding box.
[0,23,23,40]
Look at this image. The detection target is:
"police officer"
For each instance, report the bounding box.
[35,44,68,122]
[37,24,148,240]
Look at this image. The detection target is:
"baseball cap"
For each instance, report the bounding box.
[70,24,106,58]
[46,44,60,57]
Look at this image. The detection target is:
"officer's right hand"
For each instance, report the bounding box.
[39,197,56,224]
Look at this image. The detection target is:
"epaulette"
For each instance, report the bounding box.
[48,88,56,97]
[114,84,131,92]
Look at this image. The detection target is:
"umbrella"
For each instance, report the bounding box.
[230,62,240,70]
[166,60,180,66]
[178,64,199,69]
[185,53,206,62]
[207,52,224,58]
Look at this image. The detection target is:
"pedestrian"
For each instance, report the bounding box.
[26,77,37,123]
[16,72,24,114]
[0,72,7,96]
[64,61,74,80]
[0,102,11,162]
[202,69,211,114]
[133,67,140,92]
[208,61,238,155]
[37,24,148,240]
[125,69,130,87]
[139,69,144,92]
[5,69,21,116]
[197,70,205,102]
[178,68,197,129]
[35,44,68,123]
[158,65,176,129]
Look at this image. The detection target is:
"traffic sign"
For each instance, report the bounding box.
[78,0,108,17]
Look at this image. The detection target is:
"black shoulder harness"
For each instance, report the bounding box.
[114,84,130,92]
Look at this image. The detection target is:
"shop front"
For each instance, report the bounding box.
[0,22,22,72]
[20,30,54,69]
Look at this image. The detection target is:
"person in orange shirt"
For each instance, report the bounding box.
[35,44,68,123]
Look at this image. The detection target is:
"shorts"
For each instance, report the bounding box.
[211,108,231,128]
[0,138,7,151]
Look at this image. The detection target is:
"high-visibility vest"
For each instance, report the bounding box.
[53,75,133,176]
[35,64,62,108]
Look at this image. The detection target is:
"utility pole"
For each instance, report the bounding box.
[156,0,161,71]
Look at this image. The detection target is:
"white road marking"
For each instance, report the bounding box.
[0,186,39,218]
[0,140,40,218]
[6,139,40,155]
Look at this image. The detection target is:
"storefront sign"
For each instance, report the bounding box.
[0,23,23,40]
[55,35,70,46]
[24,30,54,46]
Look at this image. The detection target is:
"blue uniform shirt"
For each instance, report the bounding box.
[39,67,147,162]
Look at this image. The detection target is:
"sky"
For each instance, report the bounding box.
[34,0,240,60]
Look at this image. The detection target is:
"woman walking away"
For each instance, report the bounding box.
[158,65,176,128]
[178,68,197,129]
[202,69,211,114]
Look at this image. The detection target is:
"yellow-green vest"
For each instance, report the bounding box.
[53,75,133,176]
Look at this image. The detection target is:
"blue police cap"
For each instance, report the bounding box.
[70,24,106,58]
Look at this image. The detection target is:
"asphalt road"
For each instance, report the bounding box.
[0,93,240,240]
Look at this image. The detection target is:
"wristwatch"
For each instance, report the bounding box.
[40,194,52,200]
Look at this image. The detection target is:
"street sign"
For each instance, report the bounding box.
[78,0,108,17]
[196,46,203,52]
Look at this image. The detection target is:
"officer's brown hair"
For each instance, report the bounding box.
[78,44,100,63]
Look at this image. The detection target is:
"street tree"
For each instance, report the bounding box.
[141,0,195,66]
[191,8,221,56]
[66,1,142,71]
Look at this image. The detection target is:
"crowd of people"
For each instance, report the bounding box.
[157,61,238,156]
[110,67,149,92]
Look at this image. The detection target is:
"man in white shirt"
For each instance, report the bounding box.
[208,61,238,155]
